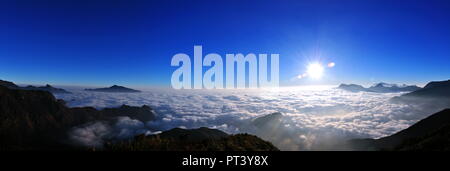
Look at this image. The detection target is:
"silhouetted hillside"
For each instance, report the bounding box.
[349,109,450,151]
[0,80,19,88]
[394,124,450,151]
[105,128,279,151]
[0,85,86,150]
[391,79,450,109]
[102,105,155,122]
[157,127,228,142]
[396,80,450,99]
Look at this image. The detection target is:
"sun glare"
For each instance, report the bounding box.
[307,63,324,79]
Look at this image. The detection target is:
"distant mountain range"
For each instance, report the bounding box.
[21,85,71,94]
[85,85,141,93]
[392,80,450,100]
[1,79,142,94]
[0,80,71,94]
[338,82,421,93]
[0,83,275,151]
[390,79,450,109]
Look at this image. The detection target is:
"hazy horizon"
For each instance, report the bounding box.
[4,77,436,90]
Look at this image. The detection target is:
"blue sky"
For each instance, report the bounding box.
[1,0,449,87]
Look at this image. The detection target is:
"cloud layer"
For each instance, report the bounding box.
[55,86,442,150]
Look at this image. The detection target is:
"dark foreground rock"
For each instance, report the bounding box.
[105,127,279,151]
[348,109,450,151]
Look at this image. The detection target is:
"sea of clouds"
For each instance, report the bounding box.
[55,86,442,150]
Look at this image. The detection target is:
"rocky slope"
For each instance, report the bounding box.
[105,127,279,151]
[348,109,450,151]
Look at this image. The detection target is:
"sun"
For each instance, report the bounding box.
[306,63,324,79]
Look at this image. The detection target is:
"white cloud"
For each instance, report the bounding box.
[69,117,154,148]
[327,62,335,68]
[69,121,111,148]
[56,87,443,150]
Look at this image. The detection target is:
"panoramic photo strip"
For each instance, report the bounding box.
[1,0,450,169]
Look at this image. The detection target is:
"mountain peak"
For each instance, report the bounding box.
[372,82,396,88]
[85,85,140,93]
[0,79,70,94]
[0,79,19,88]
[423,80,450,89]
[395,79,450,100]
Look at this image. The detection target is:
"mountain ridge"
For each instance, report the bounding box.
[105,127,279,151]
[348,109,450,151]
[0,80,71,94]
[390,79,450,109]
[85,85,141,93]
[338,82,420,93]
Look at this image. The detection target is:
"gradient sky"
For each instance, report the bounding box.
[1,0,450,87]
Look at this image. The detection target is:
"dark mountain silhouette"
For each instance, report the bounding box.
[105,127,279,151]
[390,79,450,109]
[102,105,155,122]
[0,80,19,88]
[22,84,71,94]
[252,112,283,129]
[349,109,450,151]
[393,80,450,99]
[157,127,228,142]
[85,85,141,93]
[338,82,420,93]
[0,79,70,94]
[368,83,421,93]
[394,123,450,151]
[337,84,367,92]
